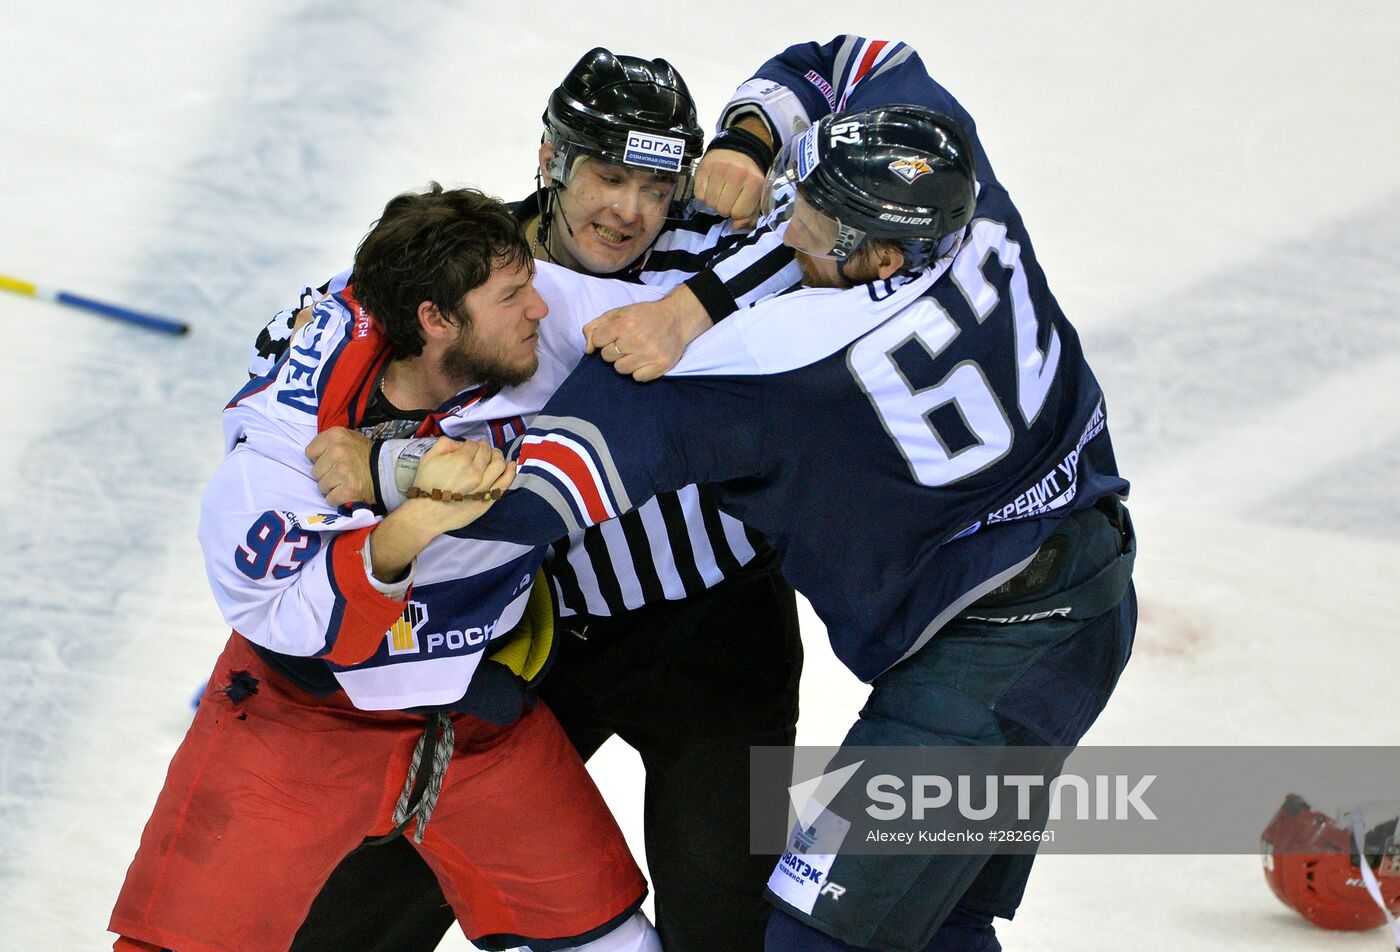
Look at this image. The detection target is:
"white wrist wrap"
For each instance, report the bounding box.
[719,79,812,148]
[384,437,438,509]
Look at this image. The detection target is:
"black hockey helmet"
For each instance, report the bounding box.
[542,47,703,188]
[762,105,976,270]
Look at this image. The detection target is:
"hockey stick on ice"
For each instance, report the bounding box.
[0,272,189,336]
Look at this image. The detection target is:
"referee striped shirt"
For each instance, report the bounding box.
[514,190,801,618]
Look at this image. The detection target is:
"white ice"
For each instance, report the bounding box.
[1,2,1398,949]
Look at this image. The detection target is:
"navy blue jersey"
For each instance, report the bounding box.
[459,37,1129,681]
[731,36,995,184]
[461,237,1126,680]
[698,36,1002,318]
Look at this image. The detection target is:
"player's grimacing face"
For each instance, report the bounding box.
[440,257,548,390]
[552,156,676,274]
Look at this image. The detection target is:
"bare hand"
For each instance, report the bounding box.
[368,440,515,580]
[413,439,516,532]
[583,284,712,382]
[694,149,766,230]
[307,427,374,507]
[291,304,315,336]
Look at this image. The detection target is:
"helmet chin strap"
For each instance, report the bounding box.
[839,229,965,282]
[533,175,576,266]
[554,186,577,239]
[836,238,877,286]
[835,254,859,287]
[543,186,580,270]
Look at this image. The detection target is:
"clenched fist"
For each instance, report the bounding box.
[693,116,775,230]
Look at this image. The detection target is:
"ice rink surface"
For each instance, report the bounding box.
[2,2,1398,948]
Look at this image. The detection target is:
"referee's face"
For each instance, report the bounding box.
[551,156,674,275]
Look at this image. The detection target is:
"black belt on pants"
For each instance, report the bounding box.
[958,497,1136,625]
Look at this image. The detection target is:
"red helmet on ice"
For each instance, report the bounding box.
[1261,794,1400,932]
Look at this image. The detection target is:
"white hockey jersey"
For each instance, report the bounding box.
[200,261,662,711]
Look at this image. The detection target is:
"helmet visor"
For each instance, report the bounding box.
[1341,802,1400,875]
[549,137,694,219]
[760,130,866,258]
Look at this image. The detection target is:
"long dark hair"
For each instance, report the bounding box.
[353,183,533,358]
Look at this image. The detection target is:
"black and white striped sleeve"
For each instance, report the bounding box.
[683,225,800,320]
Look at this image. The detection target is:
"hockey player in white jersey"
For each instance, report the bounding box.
[268,49,807,952]
[109,185,667,952]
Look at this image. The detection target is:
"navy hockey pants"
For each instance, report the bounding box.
[765,500,1136,952]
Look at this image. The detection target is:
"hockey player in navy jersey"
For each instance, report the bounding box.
[440,41,1139,952]
[109,186,669,952]
[257,49,806,952]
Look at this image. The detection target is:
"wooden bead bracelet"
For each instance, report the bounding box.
[405,487,505,502]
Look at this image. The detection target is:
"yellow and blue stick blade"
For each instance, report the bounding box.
[0,272,189,336]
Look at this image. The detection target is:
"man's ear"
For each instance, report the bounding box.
[538,142,555,187]
[417,300,458,342]
[871,243,906,281]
